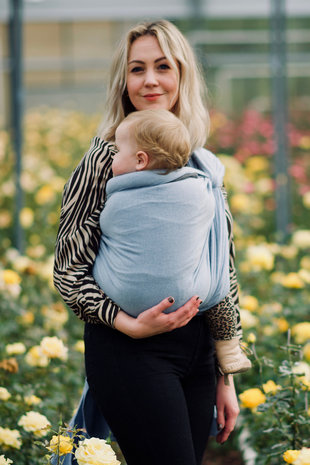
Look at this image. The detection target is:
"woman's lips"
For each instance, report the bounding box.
[143,94,162,101]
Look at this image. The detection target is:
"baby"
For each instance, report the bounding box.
[93,109,251,375]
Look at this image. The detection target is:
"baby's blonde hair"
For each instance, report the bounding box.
[99,19,209,151]
[123,109,191,174]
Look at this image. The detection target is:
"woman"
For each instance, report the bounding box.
[54,20,240,465]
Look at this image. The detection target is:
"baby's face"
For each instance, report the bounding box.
[112,122,138,177]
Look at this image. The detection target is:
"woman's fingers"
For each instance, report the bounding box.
[216,375,240,444]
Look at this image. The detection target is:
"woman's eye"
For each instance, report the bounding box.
[130,66,144,73]
[158,63,170,70]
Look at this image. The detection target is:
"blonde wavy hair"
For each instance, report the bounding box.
[98,19,210,151]
[123,109,191,173]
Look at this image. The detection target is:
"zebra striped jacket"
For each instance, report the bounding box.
[53,137,242,337]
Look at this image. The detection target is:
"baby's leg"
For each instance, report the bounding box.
[205,295,252,374]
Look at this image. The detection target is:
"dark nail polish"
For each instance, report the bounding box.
[196,296,200,301]
[168,297,174,303]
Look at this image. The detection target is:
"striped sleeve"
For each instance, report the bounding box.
[53,137,121,326]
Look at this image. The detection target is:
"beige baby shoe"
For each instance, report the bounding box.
[215,337,252,375]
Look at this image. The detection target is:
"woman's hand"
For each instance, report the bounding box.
[113,295,201,339]
[215,374,240,444]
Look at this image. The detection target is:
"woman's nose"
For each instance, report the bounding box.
[144,69,158,86]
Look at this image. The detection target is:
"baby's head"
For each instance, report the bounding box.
[112,109,191,176]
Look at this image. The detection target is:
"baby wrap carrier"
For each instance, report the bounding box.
[93,150,229,315]
[51,149,228,465]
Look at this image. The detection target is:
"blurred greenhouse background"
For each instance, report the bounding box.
[1,0,310,116]
[0,1,310,465]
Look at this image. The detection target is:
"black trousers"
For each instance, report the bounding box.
[84,315,216,465]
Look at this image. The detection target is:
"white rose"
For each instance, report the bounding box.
[75,438,120,465]
[0,387,11,401]
[292,230,310,249]
[18,411,51,437]
[40,336,68,360]
[0,454,13,465]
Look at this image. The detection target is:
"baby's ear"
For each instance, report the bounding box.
[136,151,149,171]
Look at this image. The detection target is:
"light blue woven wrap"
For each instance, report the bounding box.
[51,148,228,464]
[93,149,229,315]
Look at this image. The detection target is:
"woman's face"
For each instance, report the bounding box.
[126,35,179,112]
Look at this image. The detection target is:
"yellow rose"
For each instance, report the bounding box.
[273,318,289,333]
[281,273,304,289]
[247,333,256,344]
[74,340,85,354]
[2,269,21,285]
[0,427,22,449]
[18,411,50,437]
[48,435,73,456]
[75,437,121,465]
[270,271,286,284]
[245,156,269,173]
[240,309,259,329]
[294,448,310,465]
[262,380,282,395]
[292,322,310,344]
[6,342,26,355]
[279,245,298,259]
[239,388,266,410]
[24,395,41,406]
[35,185,55,205]
[0,455,13,465]
[19,207,34,228]
[40,337,68,360]
[283,450,301,464]
[261,302,282,315]
[0,387,11,401]
[299,269,310,284]
[25,346,49,367]
[230,194,252,213]
[300,256,310,271]
[303,191,310,209]
[300,255,310,271]
[0,210,12,228]
[240,295,258,312]
[42,304,68,331]
[246,244,274,271]
[18,311,35,325]
[303,343,310,361]
[300,136,310,149]
[292,230,310,249]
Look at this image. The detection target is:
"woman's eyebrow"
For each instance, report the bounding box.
[128,56,166,65]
